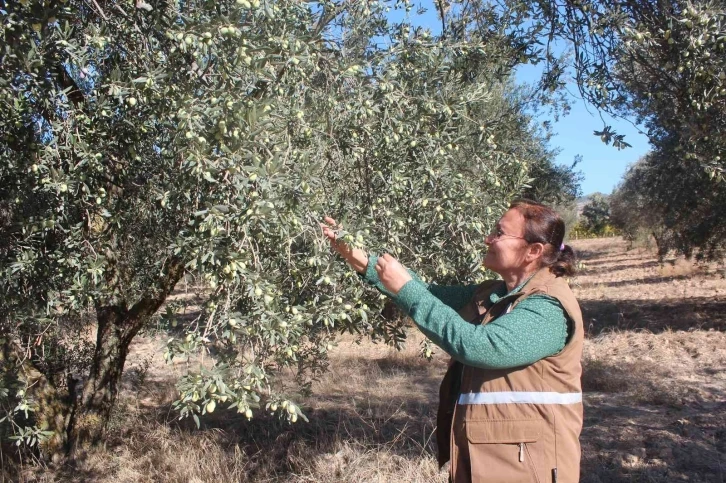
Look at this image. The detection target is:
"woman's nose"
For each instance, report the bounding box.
[484,234,494,245]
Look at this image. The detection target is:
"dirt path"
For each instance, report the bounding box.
[572,237,726,483]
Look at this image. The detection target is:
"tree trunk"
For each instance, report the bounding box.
[66,305,133,455]
[65,258,185,456]
[652,231,662,255]
[34,370,73,463]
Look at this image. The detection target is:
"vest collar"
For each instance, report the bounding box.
[520,267,558,292]
[489,268,557,305]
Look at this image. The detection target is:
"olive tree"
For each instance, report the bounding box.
[0,0,578,460]
[580,192,611,236]
[610,157,666,251]
[509,0,725,180]
[611,150,726,259]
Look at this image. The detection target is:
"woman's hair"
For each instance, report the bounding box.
[509,199,576,277]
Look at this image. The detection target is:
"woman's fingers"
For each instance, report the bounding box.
[319,216,368,274]
[374,253,410,295]
[320,217,340,241]
[321,225,335,238]
[321,216,351,260]
[321,227,335,244]
[321,217,344,241]
[323,216,343,237]
[377,254,400,275]
[378,253,394,269]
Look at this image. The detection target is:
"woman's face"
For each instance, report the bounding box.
[483,208,530,274]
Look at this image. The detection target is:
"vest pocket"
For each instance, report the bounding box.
[466,419,543,444]
[465,419,544,483]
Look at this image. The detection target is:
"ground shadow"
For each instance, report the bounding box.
[1,444,111,483]
[153,382,440,480]
[41,354,444,482]
[582,355,725,407]
[579,260,661,276]
[576,273,694,290]
[573,248,608,261]
[581,395,726,483]
[576,250,649,264]
[580,297,726,335]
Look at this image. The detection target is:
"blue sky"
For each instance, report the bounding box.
[514,67,651,196]
[387,1,651,195]
[544,102,650,196]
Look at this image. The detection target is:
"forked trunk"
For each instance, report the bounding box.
[65,258,185,456]
[66,305,135,455]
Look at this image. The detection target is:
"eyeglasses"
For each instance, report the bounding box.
[487,226,526,241]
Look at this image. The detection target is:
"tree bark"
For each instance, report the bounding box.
[652,231,662,256]
[66,305,132,455]
[32,369,74,463]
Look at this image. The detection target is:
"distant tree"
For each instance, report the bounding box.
[611,150,726,259]
[581,193,611,236]
[520,0,726,259]
[524,154,584,205]
[610,158,667,251]
[460,0,726,254]
[556,200,580,241]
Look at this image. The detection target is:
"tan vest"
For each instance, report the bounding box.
[436,269,584,483]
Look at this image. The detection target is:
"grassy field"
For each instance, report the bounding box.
[7,237,726,482]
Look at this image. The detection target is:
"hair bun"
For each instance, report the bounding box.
[552,244,576,277]
[509,199,576,277]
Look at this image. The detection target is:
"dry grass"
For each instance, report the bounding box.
[6,237,726,482]
[582,330,726,406]
[8,333,448,483]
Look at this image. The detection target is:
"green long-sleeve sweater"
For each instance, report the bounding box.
[362,255,568,370]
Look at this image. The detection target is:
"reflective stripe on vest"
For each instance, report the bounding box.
[458,391,582,405]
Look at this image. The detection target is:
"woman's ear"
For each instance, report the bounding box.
[527,242,545,262]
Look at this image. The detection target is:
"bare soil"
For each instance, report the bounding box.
[574,238,726,483]
[7,237,726,482]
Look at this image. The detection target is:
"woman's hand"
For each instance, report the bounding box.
[375,253,412,295]
[320,216,369,273]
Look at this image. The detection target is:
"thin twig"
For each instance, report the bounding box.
[89,0,109,21]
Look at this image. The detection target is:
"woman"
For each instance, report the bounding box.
[322,200,583,483]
